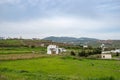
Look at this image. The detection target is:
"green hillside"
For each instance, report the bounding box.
[0,39,72,55]
[43,36,120,48]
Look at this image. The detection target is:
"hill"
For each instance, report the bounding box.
[43,36,98,43]
[0,39,71,48]
[43,36,120,48]
[0,37,120,48]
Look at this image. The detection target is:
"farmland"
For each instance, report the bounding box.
[0,56,120,80]
[0,47,46,54]
[0,39,120,80]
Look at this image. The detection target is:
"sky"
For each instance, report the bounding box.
[0,0,120,39]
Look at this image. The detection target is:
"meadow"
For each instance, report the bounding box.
[0,56,120,80]
[0,39,120,80]
[0,47,46,54]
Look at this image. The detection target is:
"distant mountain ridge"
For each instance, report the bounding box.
[43,36,99,43]
[43,36,120,48]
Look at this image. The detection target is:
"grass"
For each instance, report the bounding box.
[0,39,47,55]
[0,47,46,54]
[0,39,22,46]
[0,56,120,80]
[0,39,120,79]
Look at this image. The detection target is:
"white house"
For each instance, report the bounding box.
[115,49,120,53]
[101,54,112,59]
[101,51,112,59]
[100,44,105,52]
[83,44,88,48]
[47,45,59,54]
[47,45,66,54]
[58,48,67,53]
[102,51,111,54]
[111,49,120,53]
[100,44,105,48]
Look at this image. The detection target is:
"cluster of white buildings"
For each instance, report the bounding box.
[47,45,66,54]
[101,44,120,59]
[102,49,120,54]
[111,49,120,53]
[101,49,120,59]
[46,44,119,59]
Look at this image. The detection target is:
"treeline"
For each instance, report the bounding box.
[70,48,102,57]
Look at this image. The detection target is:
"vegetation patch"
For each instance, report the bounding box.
[0,56,120,80]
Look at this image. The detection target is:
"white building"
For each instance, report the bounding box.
[100,44,105,48]
[101,54,112,59]
[111,49,120,53]
[47,45,66,54]
[47,45,59,54]
[83,45,88,48]
[100,44,105,52]
[58,48,67,52]
[102,51,111,54]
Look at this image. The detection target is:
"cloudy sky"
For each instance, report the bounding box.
[0,0,120,39]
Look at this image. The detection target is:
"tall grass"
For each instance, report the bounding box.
[0,56,120,80]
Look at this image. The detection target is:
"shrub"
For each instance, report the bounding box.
[87,76,115,80]
[78,50,85,57]
[93,48,102,54]
[70,51,76,56]
[116,53,119,56]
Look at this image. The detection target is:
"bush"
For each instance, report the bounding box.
[78,47,102,57]
[70,51,76,56]
[78,50,85,57]
[116,53,119,56]
[87,76,115,80]
[93,48,102,54]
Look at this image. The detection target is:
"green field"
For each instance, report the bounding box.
[0,56,120,80]
[0,39,120,80]
[0,47,46,54]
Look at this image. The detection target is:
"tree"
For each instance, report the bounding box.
[70,51,76,56]
[116,52,119,56]
[78,50,85,57]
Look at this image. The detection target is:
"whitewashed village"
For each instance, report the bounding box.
[46,43,120,60]
[100,44,120,59]
[0,37,120,60]
[0,37,120,80]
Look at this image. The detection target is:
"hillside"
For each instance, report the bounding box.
[0,37,120,48]
[43,36,120,48]
[43,36,98,43]
[43,36,77,43]
[0,39,71,48]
